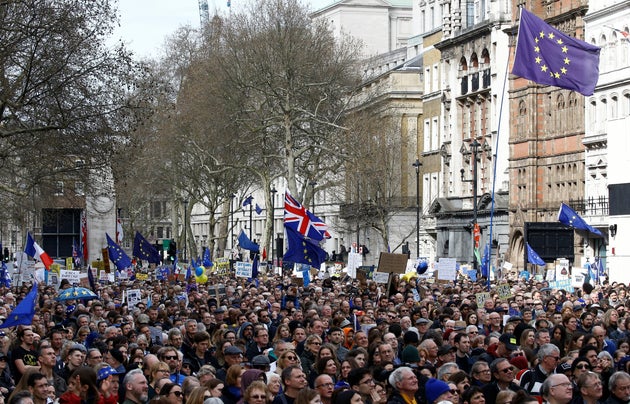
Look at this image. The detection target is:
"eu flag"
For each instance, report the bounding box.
[283,225,326,268]
[558,203,604,237]
[526,243,546,266]
[512,8,600,96]
[0,282,37,328]
[237,230,260,253]
[202,248,213,268]
[106,234,132,270]
[133,231,161,264]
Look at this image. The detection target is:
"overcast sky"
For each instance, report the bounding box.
[115,0,334,59]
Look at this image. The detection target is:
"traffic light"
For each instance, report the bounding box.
[167,240,177,262]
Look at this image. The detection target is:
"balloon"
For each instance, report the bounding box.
[195,266,204,277]
[401,272,417,282]
[196,273,208,284]
[417,261,429,274]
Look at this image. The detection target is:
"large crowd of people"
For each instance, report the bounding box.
[1,270,629,404]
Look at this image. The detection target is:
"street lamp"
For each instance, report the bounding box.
[230,194,235,249]
[460,139,481,273]
[182,199,189,262]
[412,159,422,258]
[270,186,277,267]
[309,181,317,215]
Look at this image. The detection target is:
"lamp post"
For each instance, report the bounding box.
[182,199,189,262]
[248,195,253,240]
[230,194,235,249]
[460,139,481,273]
[270,186,277,267]
[309,181,317,215]
[412,158,422,258]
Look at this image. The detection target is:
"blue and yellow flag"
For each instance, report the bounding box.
[512,8,600,96]
[106,234,132,270]
[133,231,161,264]
[283,225,326,268]
[1,282,37,328]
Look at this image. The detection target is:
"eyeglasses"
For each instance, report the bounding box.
[360,378,375,385]
[316,383,335,388]
[498,368,513,374]
[170,391,183,397]
[310,341,322,345]
[576,364,590,370]
[468,331,478,334]
[475,369,491,374]
[164,355,178,360]
[250,395,266,400]
[449,390,459,395]
[551,382,573,389]
[285,355,297,360]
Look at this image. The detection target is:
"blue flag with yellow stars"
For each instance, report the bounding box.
[133,231,161,264]
[0,282,37,328]
[558,202,604,237]
[512,8,600,96]
[283,225,326,268]
[526,243,546,266]
[106,233,132,270]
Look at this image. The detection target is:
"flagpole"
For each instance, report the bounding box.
[17,233,26,287]
[484,10,518,291]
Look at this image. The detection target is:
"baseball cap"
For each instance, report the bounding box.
[97,366,122,381]
[437,345,456,356]
[499,333,518,351]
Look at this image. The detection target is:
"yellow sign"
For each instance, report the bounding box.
[214,258,230,274]
[497,283,513,300]
[50,263,61,274]
[92,261,104,271]
[136,273,149,281]
[476,292,491,307]
[65,257,73,270]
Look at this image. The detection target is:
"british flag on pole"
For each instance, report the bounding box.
[284,191,330,241]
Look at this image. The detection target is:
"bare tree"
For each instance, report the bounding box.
[0,0,150,204]
[191,0,363,253]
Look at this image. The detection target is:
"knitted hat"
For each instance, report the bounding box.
[425,378,451,404]
[401,345,420,363]
[509,355,529,370]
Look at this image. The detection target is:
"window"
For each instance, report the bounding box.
[424,119,431,152]
[432,117,439,151]
[75,181,84,196]
[41,209,81,257]
[54,181,64,196]
[432,64,439,91]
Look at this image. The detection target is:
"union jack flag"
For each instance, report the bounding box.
[284,192,330,241]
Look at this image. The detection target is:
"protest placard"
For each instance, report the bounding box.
[235,262,252,278]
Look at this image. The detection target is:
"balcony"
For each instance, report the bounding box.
[568,196,609,217]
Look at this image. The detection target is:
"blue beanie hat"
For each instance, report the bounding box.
[425,378,451,404]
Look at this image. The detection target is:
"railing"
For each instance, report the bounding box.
[568,196,609,216]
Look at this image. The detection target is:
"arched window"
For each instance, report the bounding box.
[460,57,468,94]
[519,100,527,115]
[470,53,479,91]
[481,48,491,87]
[611,94,619,119]
[470,53,479,69]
